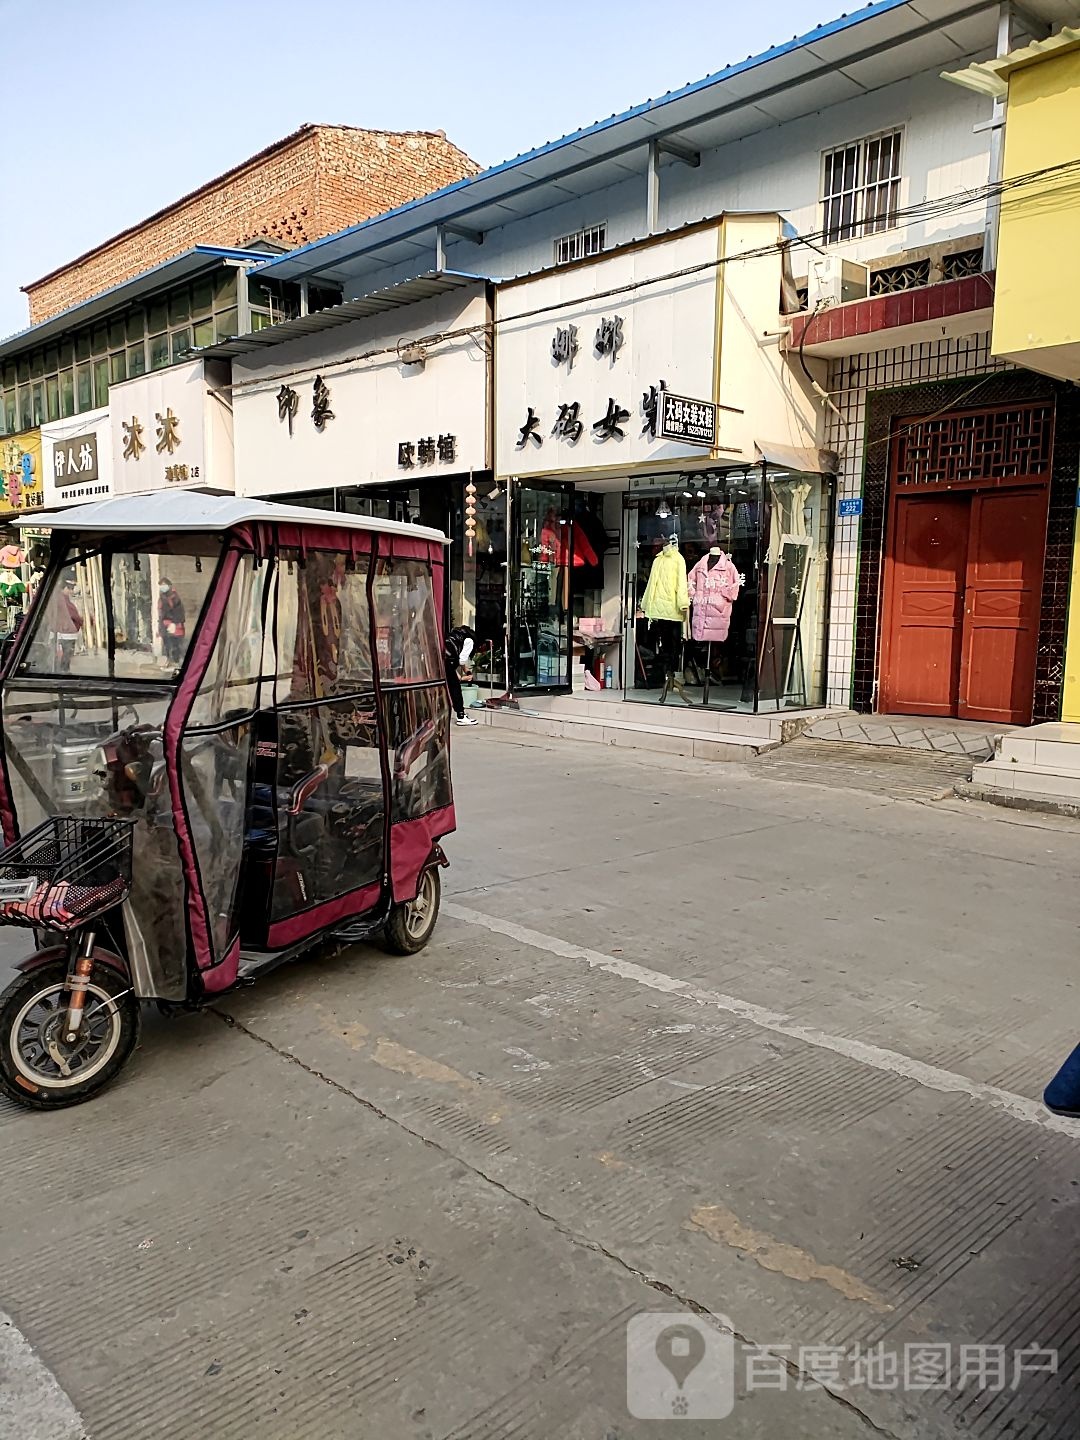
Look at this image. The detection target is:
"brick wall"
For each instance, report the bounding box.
[25,126,479,323]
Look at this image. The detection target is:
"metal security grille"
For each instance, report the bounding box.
[942,247,984,280]
[892,403,1054,487]
[822,131,902,243]
[870,259,931,295]
[554,223,607,265]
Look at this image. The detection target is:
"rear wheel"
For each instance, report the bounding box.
[383,866,441,955]
[0,959,140,1110]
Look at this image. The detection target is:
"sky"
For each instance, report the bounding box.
[0,0,826,340]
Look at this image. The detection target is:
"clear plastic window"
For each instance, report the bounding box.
[273,550,372,703]
[383,684,451,821]
[188,556,269,727]
[270,700,385,921]
[20,540,220,681]
[373,558,442,684]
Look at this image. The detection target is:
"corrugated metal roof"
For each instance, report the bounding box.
[943,24,1080,96]
[198,271,489,359]
[251,0,1042,289]
[0,246,277,360]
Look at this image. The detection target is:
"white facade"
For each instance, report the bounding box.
[232,285,489,498]
[109,359,234,497]
[495,218,822,481]
[41,408,114,508]
[367,62,994,301]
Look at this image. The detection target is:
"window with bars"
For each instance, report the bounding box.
[821,130,903,244]
[554,223,607,266]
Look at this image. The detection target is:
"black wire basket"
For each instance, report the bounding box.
[0,816,135,933]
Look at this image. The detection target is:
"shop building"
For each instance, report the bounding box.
[492,216,829,710]
[231,0,1073,730]
[20,125,477,327]
[226,276,490,639]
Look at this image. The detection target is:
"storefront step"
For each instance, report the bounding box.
[515,693,832,743]
[472,705,781,762]
[966,722,1080,814]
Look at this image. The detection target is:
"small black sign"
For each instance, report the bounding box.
[656,391,717,448]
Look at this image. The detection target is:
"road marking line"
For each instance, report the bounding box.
[444,902,1077,1139]
[0,1309,86,1440]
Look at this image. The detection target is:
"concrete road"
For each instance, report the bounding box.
[2,729,1079,1440]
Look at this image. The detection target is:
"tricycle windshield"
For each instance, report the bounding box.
[19,536,222,682]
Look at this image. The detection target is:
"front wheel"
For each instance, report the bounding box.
[0,959,141,1110]
[383,866,441,955]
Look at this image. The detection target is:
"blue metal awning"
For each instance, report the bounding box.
[250,0,1069,291]
[0,246,277,359]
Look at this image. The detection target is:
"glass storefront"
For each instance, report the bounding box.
[623,467,833,711]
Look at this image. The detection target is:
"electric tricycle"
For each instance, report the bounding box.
[0,493,456,1109]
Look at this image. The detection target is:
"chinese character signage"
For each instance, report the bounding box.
[494,225,732,478]
[43,409,114,508]
[109,360,223,497]
[53,432,99,484]
[0,431,44,516]
[656,392,717,448]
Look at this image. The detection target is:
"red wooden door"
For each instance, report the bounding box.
[881,494,969,716]
[958,487,1048,724]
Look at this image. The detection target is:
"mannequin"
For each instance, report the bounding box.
[641,534,692,706]
[687,545,745,706]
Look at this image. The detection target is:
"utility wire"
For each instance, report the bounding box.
[230,151,1080,394]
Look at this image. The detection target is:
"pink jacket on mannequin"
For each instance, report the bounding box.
[687,553,742,643]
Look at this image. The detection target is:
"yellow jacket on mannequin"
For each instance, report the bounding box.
[641,544,689,622]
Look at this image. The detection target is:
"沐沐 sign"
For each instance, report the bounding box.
[656,391,717,448]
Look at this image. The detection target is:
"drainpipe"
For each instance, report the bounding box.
[984,1,1014,272]
[647,140,661,235]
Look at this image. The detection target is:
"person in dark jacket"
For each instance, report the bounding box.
[158,578,186,665]
[1044,1044,1080,1116]
[444,624,478,726]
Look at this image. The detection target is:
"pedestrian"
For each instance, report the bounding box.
[1044,1043,1080,1116]
[444,624,478,726]
[50,576,82,672]
[158,577,186,665]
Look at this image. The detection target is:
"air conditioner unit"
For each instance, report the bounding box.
[807,256,869,309]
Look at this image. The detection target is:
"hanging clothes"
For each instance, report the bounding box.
[641,545,689,622]
[687,552,742,643]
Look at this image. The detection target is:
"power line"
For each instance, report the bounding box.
[230,151,1080,393]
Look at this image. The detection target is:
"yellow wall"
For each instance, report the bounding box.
[0,431,44,517]
[993,45,1080,376]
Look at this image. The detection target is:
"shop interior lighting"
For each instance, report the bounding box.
[656,496,672,519]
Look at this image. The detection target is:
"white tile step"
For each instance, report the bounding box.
[969,758,1080,799]
[476,706,778,760]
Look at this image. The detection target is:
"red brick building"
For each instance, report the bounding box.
[23,125,478,324]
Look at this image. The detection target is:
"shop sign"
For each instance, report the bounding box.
[398,434,456,469]
[42,408,114,508]
[231,284,489,498]
[0,431,44,515]
[109,360,222,497]
[53,432,99,484]
[495,226,726,478]
[656,391,717,448]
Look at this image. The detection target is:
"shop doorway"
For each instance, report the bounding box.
[512,482,573,690]
[880,484,1049,724]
